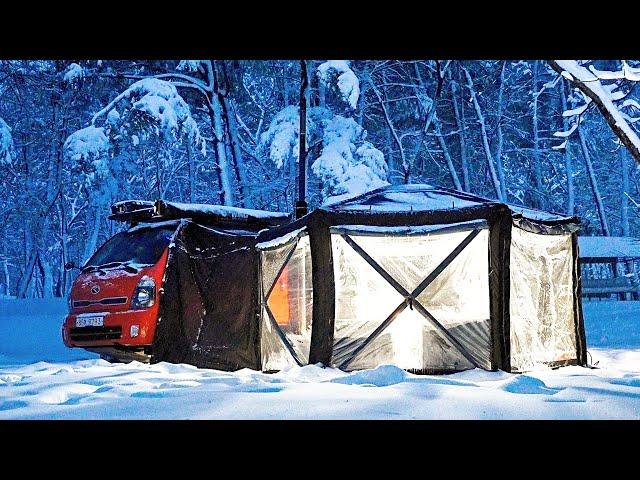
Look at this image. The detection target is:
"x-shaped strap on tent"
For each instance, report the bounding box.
[262,242,304,366]
[339,228,483,370]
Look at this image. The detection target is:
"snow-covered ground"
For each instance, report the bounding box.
[1,298,639,419]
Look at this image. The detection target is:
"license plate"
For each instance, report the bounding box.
[75,315,104,327]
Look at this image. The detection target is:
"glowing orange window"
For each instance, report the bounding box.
[268,267,290,327]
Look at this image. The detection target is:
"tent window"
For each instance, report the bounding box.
[331,227,491,372]
[267,236,313,354]
[510,227,577,371]
[260,235,313,369]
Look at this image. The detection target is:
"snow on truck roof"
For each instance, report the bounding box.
[578,236,640,260]
[162,202,289,221]
[110,199,289,227]
[325,184,574,222]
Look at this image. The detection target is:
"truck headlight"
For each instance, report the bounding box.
[131,276,156,309]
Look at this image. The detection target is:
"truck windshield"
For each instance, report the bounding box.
[84,225,176,269]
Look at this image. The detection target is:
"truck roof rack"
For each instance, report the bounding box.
[109,200,290,228]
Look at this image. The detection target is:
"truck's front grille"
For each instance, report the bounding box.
[69,326,122,342]
[73,297,128,308]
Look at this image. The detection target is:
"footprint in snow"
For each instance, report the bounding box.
[93,385,114,394]
[544,397,587,403]
[155,380,201,389]
[237,384,283,393]
[609,376,640,388]
[0,374,22,384]
[33,384,99,405]
[128,380,203,398]
[0,400,28,411]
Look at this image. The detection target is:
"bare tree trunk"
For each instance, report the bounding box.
[578,125,610,236]
[283,63,290,106]
[357,70,368,126]
[187,141,196,203]
[2,257,9,297]
[83,206,102,263]
[560,81,575,215]
[57,201,69,296]
[463,67,504,201]
[434,118,462,191]
[205,61,235,206]
[16,222,36,299]
[621,149,631,236]
[532,61,545,210]
[17,252,36,298]
[369,78,409,183]
[207,99,234,205]
[318,74,326,108]
[494,61,508,200]
[216,61,250,208]
[41,256,53,299]
[224,98,251,207]
[450,70,470,191]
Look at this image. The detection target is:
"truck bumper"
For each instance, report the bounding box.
[62,308,158,348]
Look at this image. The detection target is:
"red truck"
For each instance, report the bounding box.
[62,200,288,363]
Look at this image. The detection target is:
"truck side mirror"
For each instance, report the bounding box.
[64,261,77,271]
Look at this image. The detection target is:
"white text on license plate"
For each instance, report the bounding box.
[76,316,104,327]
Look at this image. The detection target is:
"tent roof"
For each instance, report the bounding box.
[578,236,640,260]
[325,184,574,222]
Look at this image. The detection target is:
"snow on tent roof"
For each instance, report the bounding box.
[504,204,570,222]
[578,236,640,260]
[325,184,573,222]
[162,201,289,221]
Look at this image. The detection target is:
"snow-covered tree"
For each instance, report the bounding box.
[62,63,84,84]
[89,78,204,150]
[64,78,205,260]
[259,61,388,204]
[317,60,360,110]
[65,77,205,201]
[551,60,640,165]
[259,106,388,203]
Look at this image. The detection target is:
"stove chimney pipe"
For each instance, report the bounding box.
[295,59,309,219]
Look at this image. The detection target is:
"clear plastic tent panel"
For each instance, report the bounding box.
[354,233,463,292]
[347,307,475,371]
[263,235,313,364]
[332,228,491,371]
[261,242,296,296]
[509,227,577,372]
[260,306,299,371]
[332,234,405,366]
[416,229,492,369]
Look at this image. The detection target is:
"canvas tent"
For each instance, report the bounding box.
[255,185,587,374]
[126,186,586,374]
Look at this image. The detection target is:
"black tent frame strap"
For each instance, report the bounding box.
[261,238,304,366]
[339,228,483,370]
[263,301,304,366]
